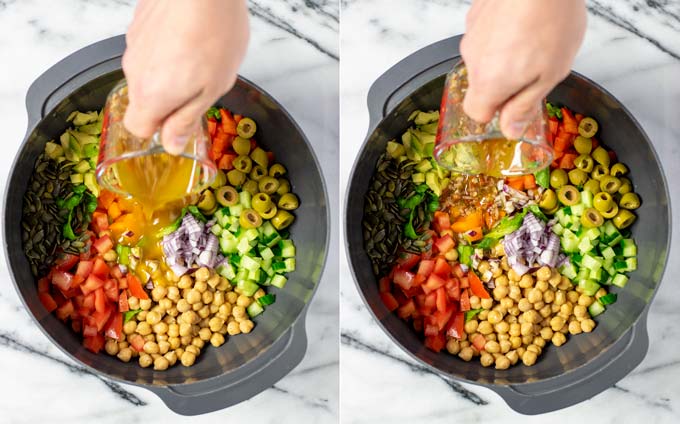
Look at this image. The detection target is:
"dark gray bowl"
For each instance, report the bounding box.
[3,35,329,415]
[345,36,671,414]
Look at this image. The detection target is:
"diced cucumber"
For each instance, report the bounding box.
[589,267,603,281]
[229,204,244,218]
[582,254,602,271]
[582,228,600,242]
[239,191,252,209]
[611,273,629,288]
[601,246,616,260]
[237,237,251,254]
[260,247,275,261]
[284,258,296,272]
[272,261,287,273]
[552,223,564,236]
[625,257,637,271]
[578,279,601,296]
[562,206,572,216]
[240,255,261,272]
[248,268,261,282]
[211,224,222,236]
[571,204,585,217]
[216,263,236,280]
[621,239,637,257]
[70,173,84,184]
[561,229,579,253]
[578,237,594,254]
[576,266,590,282]
[216,208,230,227]
[247,301,264,317]
[613,261,628,272]
[581,190,593,208]
[270,274,288,289]
[220,236,238,254]
[237,279,259,296]
[588,301,605,317]
[266,235,282,248]
[559,262,577,280]
[243,228,259,242]
[279,240,296,258]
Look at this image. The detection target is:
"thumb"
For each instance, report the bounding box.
[160,100,207,155]
[499,81,551,140]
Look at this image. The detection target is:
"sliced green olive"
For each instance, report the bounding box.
[574,154,594,173]
[593,192,614,213]
[239,208,262,229]
[599,176,621,194]
[258,176,280,194]
[601,203,619,219]
[271,209,294,230]
[568,169,588,187]
[233,155,253,173]
[197,190,216,212]
[210,170,226,189]
[233,137,251,156]
[544,202,561,216]
[538,189,558,211]
[236,117,257,139]
[578,117,599,138]
[227,169,246,187]
[550,169,569,189]
[574,136,593,155]
[216,186,239,207]
[557,185,580,206]
[277,178,291,195]
[620,192,641,210]
[252,193,273,214]
[618,177,632,194]
[278,193,299,210]
[591,146,610,168]
[269,163,287,178]
[249,165,267,181]
[591,164,609,181]
[613,209,636,230]
[610,163,628,177]
[204,204,218,216]
[250,147,269,169]
[580,208,604,228]
[258,204,277,220]
[242,179,259,195]
[583,179,601,194]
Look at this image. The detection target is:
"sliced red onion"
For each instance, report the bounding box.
[124,230,134,238]
[145,281,154,290]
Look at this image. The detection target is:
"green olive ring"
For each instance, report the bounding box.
[599,175,622,194]
[197,190,217,212]
[600,203,619,219]
[277,178,291,195]
[578,117,599,138]
[591,146,610,168]
[618,177,632,194]
[233,137,251,156]
[227,169,246,187]
[538,189,557,211]
[613,209,636,230]
[574,154,594,173]
[278,193,300,211]
[568,169,589,187]
[544,203,561,216]
[580,208,604,228]
[249,165,267,181]
[269,164,287,178]
[619,192,641,210]
[550,169,569,189]
[591,164,609,181]
[242,179,259,195]
[236,117,257,139]
[250,147,269,169]
[240,208,263,229]
[252,193,273,214]
[257,176,279,195]
[233,155,253,174]
[610,163,628,177]
[258,204,277,220]
[216,186,239,207]
[210,170,227,189]
[593,192,614,213]
[557,185,580,206]
[574,136,593,155]
[271,209,294,230]
[583,179,601,194]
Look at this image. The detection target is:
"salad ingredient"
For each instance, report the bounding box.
[557,185,580,206]
[619,193,641,210]
[578,117,599,138]
[610,163,628,177]
[550,169,568,189]
[502,212,566,275]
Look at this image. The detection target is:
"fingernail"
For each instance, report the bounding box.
[507,121,529,139]
[167,135,188,155]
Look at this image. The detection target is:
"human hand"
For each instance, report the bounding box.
[122,0,249,154]
[460,0,586,139]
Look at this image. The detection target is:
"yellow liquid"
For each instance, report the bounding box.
[437,138,551,178]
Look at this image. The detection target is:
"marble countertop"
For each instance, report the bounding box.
[0,0,338,423]
[340,0,680,423]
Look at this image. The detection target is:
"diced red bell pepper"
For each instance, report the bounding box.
[446,312,465,339]
[468,271,491,299]
[81,274,105,295]
[52,271,74,292]
[218,153,237,170]
[220,109,238,135]
[553,132,574,152]
[422,273,446,294]
[93,235,113,254]
[559,153,578,170]
[127,273,149,300]
[424,332,446,353]
[393,269,415,290]
[524,174,537,190]
[434,234,455,254]
[548,117,559,135]
[38,293,58,312]
[417,259,435,277]
[379,292,399,312]
[83,334,105,353]
[104,312,123,340]
[207,118,217,137]
[561,108,579,134]
[460,289,471,311]
[54,254,79,272]
[433,257,452,277]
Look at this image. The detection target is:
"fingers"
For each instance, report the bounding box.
[499,77,554,139]
[160,92,213,155]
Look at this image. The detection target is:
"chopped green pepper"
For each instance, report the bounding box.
[465,308,483,322]
[123,309,142,323]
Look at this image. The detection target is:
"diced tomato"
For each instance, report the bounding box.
[233,114,243,123]
[118,277,128,290]
[83,323,98,338]
[472,333,487,351]
[130,334,145,352]
[379,292,399,312]
[110,264,123,280]
[118,291,129,313]
[433,211,451,233]
[37,277,49,293]
[433,305,455,331]
[397,299,416,319]
[561,108,579,134]
[575,113,584,123]
[218,153,237,170]
[417,259,435,277]
[433,257,451,277]
[83,334,105,353]
[424,332,446,352]
[412,274,426,286]
[92,305,112,332]
[424,316,439,337]
[396,253,420,270]
[378,276,391,293]
[393,269,415,290]
[559,153,578,170]
[460,276,469,288]
[82,292,95,309]
[91,211,109,234]
[434,234,455,254]
[93,235,113,254]
[548,117,559,135]
[435,287,448,312]
[452,264,466,278]
[81,274,105,295]
[104,312,123,340]
[54,254,79,271]
[75,260,93,279]
[38,292,58,312]
[460,289,471,311]
[55,300,74,321]
[422,273,446,294]
[220,109,238,135]
[127,273,149,300]
[94,287,107,313]
[468,271,491,299]
[207,118,217,137]
[553,132,573,152]
[71,319,82,333]
[445,278,461,300]
[52,271,74,292]
[104,279,118,302]
[446,312,465,339]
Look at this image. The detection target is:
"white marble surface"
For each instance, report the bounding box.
[0,0,338,423]
[340,0,680,423]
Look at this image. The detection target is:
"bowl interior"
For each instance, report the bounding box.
[346,73,669,385]
[5,70,328,385]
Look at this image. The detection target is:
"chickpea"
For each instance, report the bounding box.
[485,333,497,342]
[499,340,512,354]
[210,333,226,347]
[143,334,155,342]
[510,336,522,349]
[185,345,200,356]
[523,310,540,324]
[195,267,210,282]
[521,350,538,366]
[568,320,582,335]
[232,305,246,319]
[494,321,510,334]
[578,294,594,307]
[201,290,214,305]
[507,269,520,282]
[559,303,574,318]
[235,295,251,308]
[550,316,566,332]
[179,322,192,337]
[548,271,562,287]
[527,288,542,303]
[520,322,533,336]
[217,277,231,291]
[152,355,169,371]
[181,310,200,325]
[180,335,193,346]
[574,305,588,319]
[567,291,579,304]
[139,298,152,311]
[478,352,493,367]
[478,310,489,321]
[540,327,554,341]
[498,298,513,311]
[492,285,509,301]
[128,296,140,310]
[192,302,204,312]
[446,339,461,355]
[509,323,521,337]
[169,337,181,350]
[153,322,169,335]
[218,303,233,319]
[196,328,211,342]
[518,298,532,312]
[212,292,225,307]
[464,320,478,334]
[151,285,168,302]
[176,299,191,313]
[535,266,551,281]
[208,317,225,332]
[519,274,534,288]
[533,336,546,348]
[482,340,499,354]
[595,288,608,300]
[476,320,492,335]
[195,280,208,293]
[167,286,180,302]
[164,351,177,366]
[493,355,510,370]
[207,275,221,289]
[533,301,545,311]
[480,298,493,310]
[554,291,566,306]
[175,348,185,358]
[192,337,205,349]
[181,351,197,367]
[240,320,255,334]
[522,334,534,346]
[123,320,137,335]
[543,290,555,304]
[226,292,239,304]
[103,339,118,356]
[139,354,153,368]
[506,350,519,365]
[581,319,596,333]
[508,306,521,317]
[526,344,542,356]
[136,321,152,336]
[469,295,481,310]
[177,275,193,289]
[117,347,132,362]
[552,332,567,347]
[142,341,159,354]
[144,311,160,326]
[539,305,552,319]
[137,311,148,322]
[557,278,571,291]
[186,289,202,305]
[458,347,474,362]
[487,310,503,325]
[227,321,241,335]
